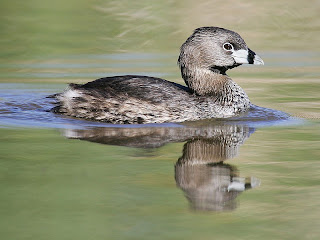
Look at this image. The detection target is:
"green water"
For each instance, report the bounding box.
[1,0,320,239]
[1,125,320,240]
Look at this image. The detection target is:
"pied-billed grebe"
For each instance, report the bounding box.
[52,27,264,124]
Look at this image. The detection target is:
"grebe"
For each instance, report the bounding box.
[52,27,264,124]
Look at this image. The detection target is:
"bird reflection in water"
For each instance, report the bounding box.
[175,138,260,212]
[63,121,260,212]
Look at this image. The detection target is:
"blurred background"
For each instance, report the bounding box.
[1,1,320,240]
[1,0,319,117]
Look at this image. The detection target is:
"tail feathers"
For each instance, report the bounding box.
[47,93,60,98]
[47,83,81,99]
[68,83,82,89]
[51,105,64,113]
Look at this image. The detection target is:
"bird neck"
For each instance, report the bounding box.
[181,67,244,96]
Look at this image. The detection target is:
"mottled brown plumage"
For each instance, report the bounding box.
[52,27,264,124]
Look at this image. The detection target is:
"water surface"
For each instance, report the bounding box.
[1,1,320,239]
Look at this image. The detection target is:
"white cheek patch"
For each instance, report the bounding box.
[227,181,245,192]
[232,49,249,64]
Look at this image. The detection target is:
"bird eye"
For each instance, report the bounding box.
[223,42,234,51]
